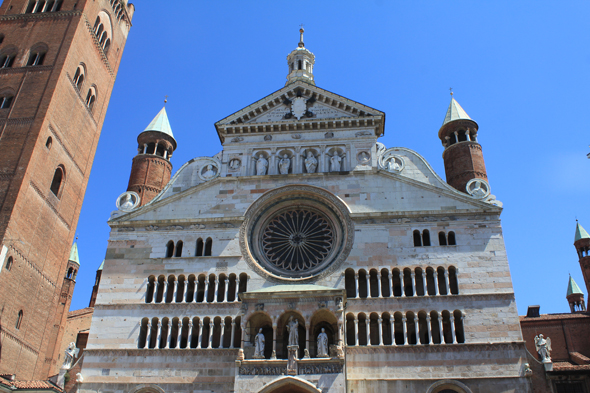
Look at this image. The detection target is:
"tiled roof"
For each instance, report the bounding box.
[0,376,62,391]
[520,312,590,321]
[553,361,590,371]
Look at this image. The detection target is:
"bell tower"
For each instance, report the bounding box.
[438,94,488,195]
[574,221,590,310]
[127,106,176,206]
[285,28,315,86]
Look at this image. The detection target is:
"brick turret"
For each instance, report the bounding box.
[574,221,590,310]
[438,95,488,195]
[127,107,176,206]
[89,260,103,308]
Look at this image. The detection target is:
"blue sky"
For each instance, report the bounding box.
[70,1,590,315]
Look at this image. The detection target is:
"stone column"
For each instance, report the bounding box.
[166,321,173,349]
[422,272,428,297]
[208,321,214,348]
[455,268,460,295]
[172,279,178,303]
[351,316,357,346]
[400,270,405,297]
[366,318,371,346]
[156,321,163,348]
[450,316,456,344]
[153,142,159,155]
[234,278,240,302]
[196,320,203,348]
[240,322,246,350]
[192,279,198,303]
[187,320,193,348]
[204,279,210,303]
[401,317,407,345]
[220,321,226,348]
[152,281,158,303]
[355,272,360,298]
[305,323,311,357]
[390,315,395,346]
[142,143,148,154]
[426,315,432,344]
[410,271,416,296]
[444,270,450,295]
[271,323,278,359]
[388,271,393,297]
[377,317,383,345]
[144,322,152,349]
[213,277,219,303]
[230,320,236,348]
[365,273,370,298]
[377,273,382,298]
[224,278,230,302]
[433,272,440,296]
[437,316,444,344]
[162,279,169,303]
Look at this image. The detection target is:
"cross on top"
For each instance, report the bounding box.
[449,87,453,96]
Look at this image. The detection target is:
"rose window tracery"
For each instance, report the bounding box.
[261,210,334,273]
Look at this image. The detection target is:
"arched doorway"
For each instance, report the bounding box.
[257,376,321,393]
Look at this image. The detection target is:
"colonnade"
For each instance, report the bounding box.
[146,273,248,304]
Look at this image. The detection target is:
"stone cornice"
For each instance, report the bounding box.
[94,302,243,314]
[84,348,239,357]
[345,341,526,355]
[0,10,81,22]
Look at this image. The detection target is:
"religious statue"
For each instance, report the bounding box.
[287,317,299,347]
[119,193,135,210]
[255,153,268,176]
[329,152,343,172]
[534,334,552,362]
[387,156,402,172]
[358,151,369,163]
[62,342,79,369]
[304,150,317,173]
[317,328,329,357]
[279,154,290,175]
[254,328,265,358]
[202,164,216,179]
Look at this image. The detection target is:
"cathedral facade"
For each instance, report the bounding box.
[79,31,531,393]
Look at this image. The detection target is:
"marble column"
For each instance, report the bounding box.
[213,277,219,303]
[433,272,440,296]
[400,271,406,297]
[422,272,428,297]
[204,279,210,303]
[208,322,214,348]
[426,315,432,344]
[187,320,194,348]
[355,272,360,298]
[377,317,383,345]
[390,315,395,346]
[366,318,371,346]
[156,321,162,348]
[234,278,240,302]
[444,270,450,295]
[365,273,370,298]
[162,280,169,303]
[388,271,393,297]
[272,323,278,358]
[172,279,178,303]
[438,315,444,344]
[144,322,151,349]
[166,322,173,348]
[401,317,407,345]
[305,324,311,356]
[152,281,158,303]
[224,278,230,302]
[410,271,416,296]
[450,316,456,344]
[377,273,382,298]
[220,321,226,348]
[196,320,202,348]
[230,320,236,348]
[354,316,359,346]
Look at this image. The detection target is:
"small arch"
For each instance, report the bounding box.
[358,269,368,298]
[233,316,242,349]
[148,318,159,348]
[344,268,356,298]
[179,317,190,349]
[45,136,52,149]
[406,311,417,345]
[196,238,204,256]
[426,380,473,393]
[165,275,175,303]
[438,231,447,246]
[15,310,23,329]
[380,268,391,297]
[138,317,149,348]
[368,269,379,298]
[430,311,442,344]
[50,165,65,198]
[66,267,73,279]
[238,272,248,298]
[5,256,13,271]
[448,231,456,246]
[441,311,452,344]
[155,275,166,303]
[0,46,18,68]
[201,317,211,348]
[169,317,180,348]
[393,311,404,345]
[357,313,368,346]
[298,59,302,70]
[422,229,431,246]
[382,312,392,345]
[227,273,237,302]
[437,267,448,295]
[415,268,426,296]
[26,48,46,66]
[85,86,96,112]
[159,318,169,348]
[0,93,14,109]
[185,274,196,303]
[176,275,186,302]
[403,268,413,297]
[448,266,459,295]
[426,267,436,296]
[345,313,355,346]
[369,312,380,345]
[165,241,174,258]
[392,268,402,297]
[195,274,206,302]
[258,376,322,393]
[204,237,212,256]
[413,230,422,246]
[73,64,85,90]
[417,311,429,344]
[145,276,156,303]
[174,240,183,257]
[454,310,465,343]
[189,317,201,348]
[217,274,227,302]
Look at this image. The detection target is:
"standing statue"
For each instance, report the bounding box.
[317,328,329,357]
[62,342,79,369]
[329,152,344,172]
[287,317,299,347]
[534,334,552,362]
[255,153,268,176]
[304,151,317,173]
[279,154,290,175]
[253,328,265,358]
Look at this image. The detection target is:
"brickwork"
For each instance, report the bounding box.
[443,142,488,193]
[127,155,172,207]
[0,0,132,379]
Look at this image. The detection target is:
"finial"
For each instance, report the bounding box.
[298,24,305,48]
[164,95,168,105]
[449,87,453,96]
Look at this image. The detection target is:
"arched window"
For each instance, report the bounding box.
[45,136,52,149]
[204,237,212,256]
[50,166,64,197]
[0,93,13,109]
[344,268,356,298]
[165,241,174,258]
[15,310,23,329]
[298,59,302,70]
[0,35,4,44]
[448,266,459,295]
[430,311,442,344]
[73,65,85,90]
[0,47,17,68]
[238,272,248,298]
[5,256,13,271]
[66,267,73,279]
[93,16,101,31]
[358,269,368,298]
[145,276,155,303]
[103,38,111,54]
[438,231,447,246]
[175,241,183,257]
[27,50,45,66]
[148,318,158,348]
[138,318,149,348]
[422,230,431,246]
[454,310,465,343]
[413,230,422,247]
[85,87,96,112]
[391,268,402,297]
[196,238,203,256]
[448,231,456,246]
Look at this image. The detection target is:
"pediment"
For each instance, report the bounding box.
[214,81,385,141]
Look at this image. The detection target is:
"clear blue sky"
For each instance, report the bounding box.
[70,1,590,315]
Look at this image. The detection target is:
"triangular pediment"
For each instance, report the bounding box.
[214,81,385,141]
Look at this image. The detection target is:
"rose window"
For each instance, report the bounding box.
[261,210,334,273]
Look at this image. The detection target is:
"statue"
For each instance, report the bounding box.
[255,153,268,176]
[119,193,135,210]
[202,164,216,179]
[62,342,79,369]
[329,152,344,172]
[253,328,265,358]
[75,373,84,383]
[387,156,401,172]
[304,151,317,173]
[317,328,329,357]
[279,154,290,175]
[534,334,552,362]
[287,317,299,347]
[229,159,241,170]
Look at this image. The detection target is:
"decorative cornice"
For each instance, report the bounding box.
[29,180,71,230]
[7,244,57,288]
[0,65,53,75]
[65,72,97,126]
[345,341,526,355]
[0,10,81,22]
[94,302,243,314]
[81,14,114,78]
[0,117,35,127]
[48,123,84,175]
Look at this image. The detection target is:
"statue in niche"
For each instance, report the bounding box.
[287,317,299,347]
[304,150,317,173]
[253,328,265,358]
[202,164,217,179]
[62,342,79,369]
[317,328,329,358]
[534,334,552,362]
[328,152,344,172]
[278,154,290,175]
[119,193,136,210]
[386,156,402,172]
[254,153,268,176]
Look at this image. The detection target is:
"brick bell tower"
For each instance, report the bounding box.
[0,0,134,379]
[574,221,590,311]
[127,106,176,206]
[438,94,488,195]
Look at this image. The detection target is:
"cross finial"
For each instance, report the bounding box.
[449,87,453,96]
[164,95,168,105]
[298,25,305,47]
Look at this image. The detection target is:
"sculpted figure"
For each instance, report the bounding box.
[330,153,343,172]
[317,328,329,357]
[304,151,317,173]
[202,164,216,179]
[287,317,299,346]
[120,194,135,210]
[255,153,268,176]
[534,334,552,362]
[62,342,79,369]
[470,180,487,198]
[254,328,265,358]
[279,154,290,175]
[387,157,401,172]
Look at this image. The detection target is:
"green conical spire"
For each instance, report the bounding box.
[575,222,590,242]
[442,96,473,126]
[69,241,80,266]
[143,107,175,139]
[567,275,584,297]
[98,259,104,271]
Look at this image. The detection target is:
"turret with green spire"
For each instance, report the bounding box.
[65,240,80,280]
[574,221,590,311]
[566,275,585,312]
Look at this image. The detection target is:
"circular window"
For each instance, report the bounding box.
[240,185,354,282]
